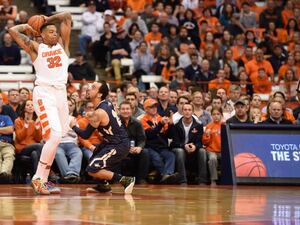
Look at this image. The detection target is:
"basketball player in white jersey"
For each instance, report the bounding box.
[9,12,72,195]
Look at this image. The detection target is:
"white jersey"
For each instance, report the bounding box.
[33,43,69,86]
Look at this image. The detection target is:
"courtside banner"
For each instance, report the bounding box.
[221,124,300,184]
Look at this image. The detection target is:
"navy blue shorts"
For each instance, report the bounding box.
[86,141,129,173]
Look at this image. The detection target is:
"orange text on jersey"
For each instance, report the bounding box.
[42,49,62,58]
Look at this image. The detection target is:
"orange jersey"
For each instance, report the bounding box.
[203,122,221,153]
[231,45,245,61]
[77,117,102,149]
[14,118,42,153]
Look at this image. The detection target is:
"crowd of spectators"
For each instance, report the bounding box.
[1,0,300,185]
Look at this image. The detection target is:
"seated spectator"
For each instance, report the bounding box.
[68,51,96,81]
[0,32,21,65]
[153,44,170,75]
[119,101,149,184]
[245,48,274,81]
[140,4,157,30]
[208,69,231,94]
[171,103,206,185]
[0,92,16,122]
[238,70,253,96]
[132,41,154,80]
[0,106,14,182]
[268,45,287,76]
[157,12,171,37]
[184,53,202,84]
[239,2,257,29]
[157,86,177,117]
[203,46,220,75]
[140,98,178,184]
[92,22,115,68]
[165,4,179,26]
[14,100,43,173]
[252,68,272,94]
[129,30,144,55]
[18,87,30,106]
[169,90,178,105]
[124,10,148,35]
[250,94,262,109]
[125,92,145,119]
[170,67,187,91]
[178,44,201,69]
[78,0,104,58]
[261,100,293,124]
[226,99,252,124]
[198,59,215,92]
[0,19,14,47]
[227,85,241,110]
[55,98,83,183]
[7,88,21,116]
[192,91,211,126]
[0,0,17,30]
[221,49,238,78]
[278,54,299,81]
[109,26,131,80]
[161,55,178,85]
[173,96,191,124]
[175,26,194,56]
[203,107,223,186]
[279,69,298,101]
[259,0,283,29]
[249,107,263,124]
[15,10,28,25]
[77,101,102,161]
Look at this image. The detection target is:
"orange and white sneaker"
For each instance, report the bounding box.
[31,178,50,195]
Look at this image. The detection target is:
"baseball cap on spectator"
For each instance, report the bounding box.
[116,25,125,34]
[143,98,158,109]
[234,98,246,106]
[87,0,96,6]
[104,10,113,16]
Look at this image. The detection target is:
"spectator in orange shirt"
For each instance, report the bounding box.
[281,0,295,27]
[208,69,232,94]
[126,0,148,12]
[231,34,246,61]
[238,46,254,67]
[199,8,219,33]
[161,55,178,84]
[279,69,298,101]
[14,99,43,173]
[77,101,102,161]
[278,54,300,81]
[245,48,274,81]
[252,68,272,94]
[203,107,223,186]
[144,22,162,50]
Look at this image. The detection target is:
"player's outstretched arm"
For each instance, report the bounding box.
[44,12,72,56]
[8,24,39,60]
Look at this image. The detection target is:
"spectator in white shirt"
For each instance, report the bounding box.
[78,0,104,58]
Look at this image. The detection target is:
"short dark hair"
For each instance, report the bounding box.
[176,95,190,105]
[40,23,56,33]
[120,101,133,109]
[99,81,109,100]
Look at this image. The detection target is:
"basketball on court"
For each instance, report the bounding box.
[234,153,267,177]
[27,15,45,33]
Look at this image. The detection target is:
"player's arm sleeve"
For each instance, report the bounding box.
[72,124,96,139]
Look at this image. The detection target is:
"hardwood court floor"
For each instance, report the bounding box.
[0,184,299,225]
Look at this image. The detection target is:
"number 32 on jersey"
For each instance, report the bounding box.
[47,56,62,68]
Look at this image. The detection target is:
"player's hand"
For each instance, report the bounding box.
[25,24,39,37]
[41,15,49,24]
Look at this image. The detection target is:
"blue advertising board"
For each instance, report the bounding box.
[221,124,300,184]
